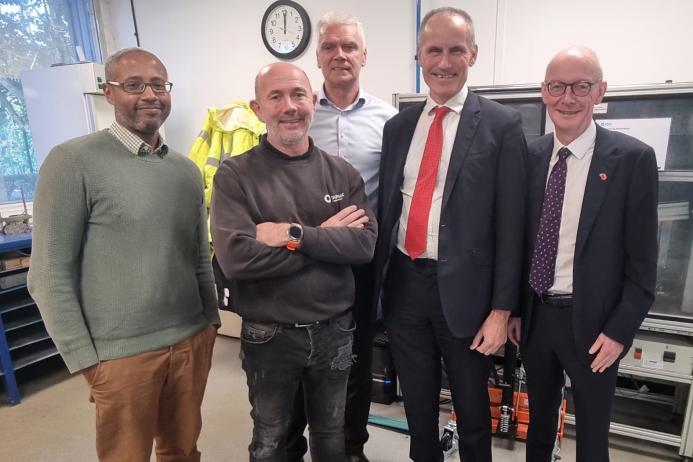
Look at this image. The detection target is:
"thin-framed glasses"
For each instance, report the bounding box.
[544,80,599,97]
[106,80,173,94]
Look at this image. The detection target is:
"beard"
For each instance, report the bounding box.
[115,107,168,137]
[268,114,312,147]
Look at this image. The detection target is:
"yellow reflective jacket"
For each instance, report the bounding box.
[188,101,265,208]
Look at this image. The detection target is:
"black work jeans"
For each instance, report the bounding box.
[240,312,354,462]
[287,264,376,460]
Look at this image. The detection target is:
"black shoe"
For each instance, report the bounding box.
[346,454,370,462]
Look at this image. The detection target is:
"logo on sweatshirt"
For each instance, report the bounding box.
[324,192,345,203]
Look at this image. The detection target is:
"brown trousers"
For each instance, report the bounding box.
[83,325,216,462]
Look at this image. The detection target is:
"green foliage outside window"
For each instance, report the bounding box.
[0,0,100,203]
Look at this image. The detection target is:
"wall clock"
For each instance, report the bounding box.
[261,0,311,60]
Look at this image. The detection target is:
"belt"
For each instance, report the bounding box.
[392,248,437,269]
[536,293,573,308]
[278,311,349,329]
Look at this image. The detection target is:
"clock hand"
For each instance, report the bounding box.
[283,10,286,34]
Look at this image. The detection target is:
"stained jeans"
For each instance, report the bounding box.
[240,312,354,462]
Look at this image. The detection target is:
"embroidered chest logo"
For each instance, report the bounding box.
[324,193,345,203]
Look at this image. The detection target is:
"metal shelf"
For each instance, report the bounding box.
[0,283,28,296]
[0,343,59,376]
[619,364,693,384]
[0,267,29,277]
[564,413,681,447]
[0,239,60,406]
[4,313,43,332]
[660,171,693,183]
[641,317,693,336]
[8,330,51,351]
[0,296,36,315]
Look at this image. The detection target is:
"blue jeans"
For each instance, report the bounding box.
[240,312,354,462]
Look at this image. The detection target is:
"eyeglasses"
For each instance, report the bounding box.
[106,80,173,94]
[544,80,599,97]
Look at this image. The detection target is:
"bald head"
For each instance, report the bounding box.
[250,62,316,156]
[254,62,313,99]
[545,46,603,83]
[542,46,607,145]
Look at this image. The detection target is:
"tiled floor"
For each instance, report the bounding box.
[0,335,683,461]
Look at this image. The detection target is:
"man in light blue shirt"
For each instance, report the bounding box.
[311,87,397,211]
[285,11,396,462]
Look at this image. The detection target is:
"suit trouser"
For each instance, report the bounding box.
[83,324,217,462]
[286,264,376,460]
[383,251,492,462]
[344,263,376,455]
[523,298,619,462]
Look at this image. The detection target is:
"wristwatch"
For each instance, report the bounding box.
[286,224,303,251]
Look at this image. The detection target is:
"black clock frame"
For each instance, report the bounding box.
[261,0,312,60]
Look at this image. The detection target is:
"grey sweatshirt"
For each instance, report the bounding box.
[211,136,377,323]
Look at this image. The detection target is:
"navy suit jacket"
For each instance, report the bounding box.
[519,125,659,360]
[374,91,528,338]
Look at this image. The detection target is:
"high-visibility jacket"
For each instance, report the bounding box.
[188,101,265,208]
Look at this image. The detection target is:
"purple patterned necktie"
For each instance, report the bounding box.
[529,147,572,295]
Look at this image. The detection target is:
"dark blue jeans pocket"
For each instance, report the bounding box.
[241,321,278,345]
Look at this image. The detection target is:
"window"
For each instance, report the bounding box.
[0,0,100,204]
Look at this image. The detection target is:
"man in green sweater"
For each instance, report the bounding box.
[211,62,377,462]
[27,48,220,462]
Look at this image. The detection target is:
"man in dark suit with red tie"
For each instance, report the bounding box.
[508,46,659,462]
[374,7,528,462]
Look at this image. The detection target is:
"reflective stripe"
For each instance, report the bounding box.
[206,157,220,167]
[198,130,210,142]
[221,152,230,160]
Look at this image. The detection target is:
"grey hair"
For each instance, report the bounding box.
[104,47,165,81]
[317,11,366,48]
[417,7,475,50]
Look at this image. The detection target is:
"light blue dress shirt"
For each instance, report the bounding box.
[309,87,398,210]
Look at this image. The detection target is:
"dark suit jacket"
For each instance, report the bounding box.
[374,91,528,338]
[519,125,658,361]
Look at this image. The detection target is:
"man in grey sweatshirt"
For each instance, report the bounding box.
[211,62,377,462]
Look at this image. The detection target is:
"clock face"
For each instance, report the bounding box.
[261,1,311,60]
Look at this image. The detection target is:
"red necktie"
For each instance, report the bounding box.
[404,106,450,259]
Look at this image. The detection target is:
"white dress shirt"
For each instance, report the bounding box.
[396,86,468,260]
[548,120,597,294]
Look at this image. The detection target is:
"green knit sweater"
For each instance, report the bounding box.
[28,130,219,373]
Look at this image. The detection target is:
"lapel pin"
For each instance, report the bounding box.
[599,173,608,181]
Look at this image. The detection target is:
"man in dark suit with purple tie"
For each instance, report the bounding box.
[508,46,659,462]
[374,7,528,462]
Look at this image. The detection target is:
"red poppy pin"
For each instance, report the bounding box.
[599,173,608,181]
